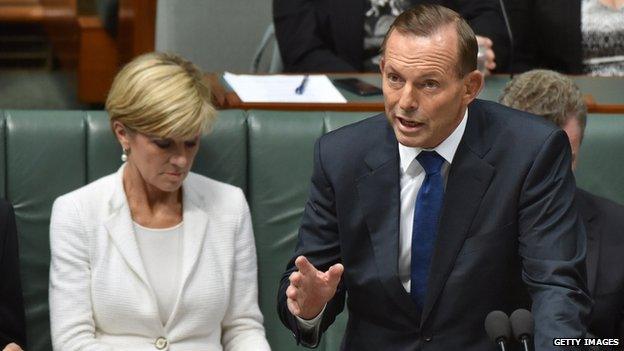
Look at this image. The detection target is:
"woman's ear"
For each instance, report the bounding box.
[112,121,131,150]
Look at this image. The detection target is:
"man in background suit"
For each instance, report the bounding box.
[273,0,509,73]
[500,69,624,341]
[0,199,26,351]
[277,5,590,351]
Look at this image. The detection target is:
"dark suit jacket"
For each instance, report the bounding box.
[577,188,624,340]
[277,99,591,350]
[0,200,26,348]
[506,0,583,74]
[274,0,510,72]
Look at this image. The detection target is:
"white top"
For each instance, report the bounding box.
[298,109,468,331]
[133,221,183,326]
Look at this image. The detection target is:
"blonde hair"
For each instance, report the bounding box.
[106,52,217,139]
[499,69,587,136]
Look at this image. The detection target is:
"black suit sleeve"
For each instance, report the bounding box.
[277,138,346,348]
[273,0,358,73]
[518,130,591,349]
[0,201,26,348]
[449,0,511,72]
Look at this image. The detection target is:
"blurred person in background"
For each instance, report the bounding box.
[500,69,624,340]
[507,0,624,75]
[49,52,270,351]
[0,200,26,351]
[274,0,509,73]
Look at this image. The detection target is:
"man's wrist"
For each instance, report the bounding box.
[296,303,327,328]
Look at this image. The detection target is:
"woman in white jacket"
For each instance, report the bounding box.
[49,52,271,351]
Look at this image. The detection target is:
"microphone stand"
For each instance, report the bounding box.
[497,338,507,351]
[520,336,532,351]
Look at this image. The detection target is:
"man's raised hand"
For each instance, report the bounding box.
[286,256,344,320]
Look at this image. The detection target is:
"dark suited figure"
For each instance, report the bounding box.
[0,200,26,351]
[506,0,624,75]
[277,5,590,351]
[273,0,508,73]
[500,69,624,341]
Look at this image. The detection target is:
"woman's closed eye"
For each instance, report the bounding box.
[184,140,198,148]
[152,138,172,149]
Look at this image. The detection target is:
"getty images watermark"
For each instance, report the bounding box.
[553,338,620,348]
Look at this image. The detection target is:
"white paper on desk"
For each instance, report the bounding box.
[223,72,347,103]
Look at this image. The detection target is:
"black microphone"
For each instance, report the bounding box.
[485,310,512,351]
[498,0,515,77]
[510,309,534,351]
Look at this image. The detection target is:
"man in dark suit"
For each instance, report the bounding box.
[0,199,26,351]
[273,0,509,73]
[500,69,624,341]
[277,5,590,351]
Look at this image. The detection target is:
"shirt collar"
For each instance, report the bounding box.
[398,109,468,173]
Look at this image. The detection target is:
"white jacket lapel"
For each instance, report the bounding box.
[166,175,209,327]
[103,165,152,289]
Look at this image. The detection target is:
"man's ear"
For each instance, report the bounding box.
[379,56,385,74]
[462,70,484,105]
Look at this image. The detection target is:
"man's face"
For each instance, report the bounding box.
[380,27,482,148]
[562,117,583,171]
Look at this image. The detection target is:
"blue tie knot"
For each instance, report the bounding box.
[417,151,445,175]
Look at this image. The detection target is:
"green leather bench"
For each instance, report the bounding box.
[1,109,622,351]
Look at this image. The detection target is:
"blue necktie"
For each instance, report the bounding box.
[410,151,445,309]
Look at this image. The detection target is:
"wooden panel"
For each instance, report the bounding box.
[42,0,78,68]
[78,15,118,103]
[118,0,155,64]
[0,3,44,22]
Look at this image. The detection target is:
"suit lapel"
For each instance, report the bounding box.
[577,190,600,295]
[356,122,422,321]
[166,177,209,326]
[104,166,152,289]
[421,102,495,325]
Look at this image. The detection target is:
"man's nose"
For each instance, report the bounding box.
[398,85,418,111]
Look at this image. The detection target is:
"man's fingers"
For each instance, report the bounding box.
[286,284,299,300]
[287,297,301,316]
[476,35,493,48]
[326,263,344,285]
[295,255,316,275]
[289,271,302,287]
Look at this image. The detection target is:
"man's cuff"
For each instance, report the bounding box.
[295,304,327,347]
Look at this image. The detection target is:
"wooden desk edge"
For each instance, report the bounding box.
[207,73,623,114]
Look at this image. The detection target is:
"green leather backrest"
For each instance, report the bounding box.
[2,109,622,351]
[576,114,624,205]
[247,110,372,351]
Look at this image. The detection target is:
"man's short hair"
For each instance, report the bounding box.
[499,69,587,138]
[380,4,478,77]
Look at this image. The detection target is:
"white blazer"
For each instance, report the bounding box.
[49,165,271,351]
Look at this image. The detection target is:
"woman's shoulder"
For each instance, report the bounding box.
[53,172,119,208]
[185,173,247,212]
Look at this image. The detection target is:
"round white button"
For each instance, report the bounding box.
[155,337,168,350]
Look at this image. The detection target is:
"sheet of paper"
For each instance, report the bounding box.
[223,72,347,103]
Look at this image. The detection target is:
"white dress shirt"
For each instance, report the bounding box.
[298,110,468,332]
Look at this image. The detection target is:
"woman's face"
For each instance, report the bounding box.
[115,122,200,193]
